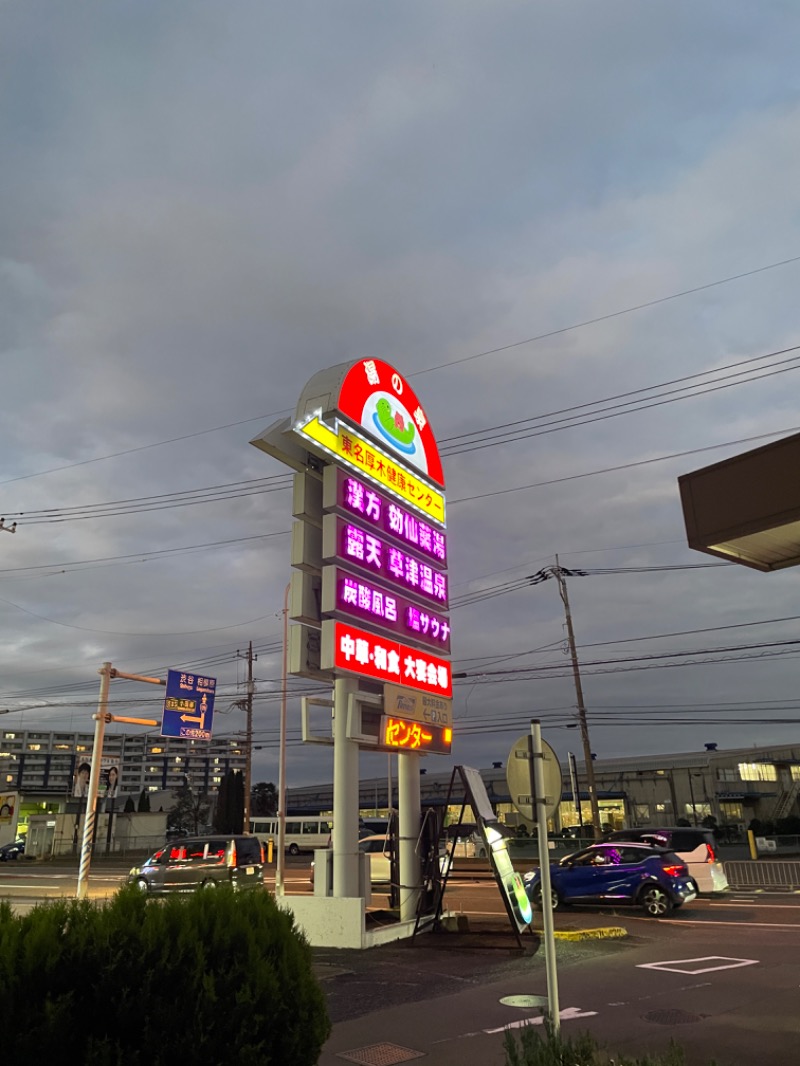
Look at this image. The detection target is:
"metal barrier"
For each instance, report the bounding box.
[725,860,800,890]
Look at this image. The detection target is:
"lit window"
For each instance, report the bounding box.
[76,746,87,752]
[150,747,162,754]
[791,766,800,782]
[28,744,41,751]
[738,762,777,782]
[4,734,15,740]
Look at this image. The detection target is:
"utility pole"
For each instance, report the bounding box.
[553,556,601,840]
[236,642,257,834]
[529,560,602,840]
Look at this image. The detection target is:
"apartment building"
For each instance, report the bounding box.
[0,728,245,800]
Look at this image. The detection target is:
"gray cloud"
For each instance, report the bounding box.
[2,2,800,789]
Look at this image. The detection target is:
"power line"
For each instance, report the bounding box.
[3,255,800,489]
[0,532,290,577]
[441,349,800,458]
[413,254,800,377]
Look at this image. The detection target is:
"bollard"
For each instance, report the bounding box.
[267,837,274,864]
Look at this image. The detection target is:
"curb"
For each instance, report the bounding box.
[552,927,628,941]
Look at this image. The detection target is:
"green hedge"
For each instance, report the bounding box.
[0,887,330,1066]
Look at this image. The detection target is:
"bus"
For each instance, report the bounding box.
[249,815,333,855]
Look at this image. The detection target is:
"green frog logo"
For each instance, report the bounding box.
[373,397,417,455]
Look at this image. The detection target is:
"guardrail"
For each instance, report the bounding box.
[724,860,800,891]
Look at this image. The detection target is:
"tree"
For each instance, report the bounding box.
[137,789,151,813]
[123,797,136,814]
[251,781,277,816]
[213,769,245,833]
[169,783,211,835]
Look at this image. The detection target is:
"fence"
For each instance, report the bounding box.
[44,830,166,860]
[724,860,800,890]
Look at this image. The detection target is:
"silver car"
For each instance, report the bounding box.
[128,835,265,894]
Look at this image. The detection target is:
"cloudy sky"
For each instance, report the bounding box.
[3,1,800,792]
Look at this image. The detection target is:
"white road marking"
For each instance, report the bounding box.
[638,956,758,975]
[608,981,711,1006]
[710,901,800,909]
[625,915,800,930]
[484,1006,598,1033]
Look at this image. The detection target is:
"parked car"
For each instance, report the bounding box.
[311,834,394,887]
[358,834,393,883]
[311,833,448,886]
[0,838,24,862]
[524,841,698,917]
[127,835,265,894]
[602,826,728,894]
[443,823,480,858]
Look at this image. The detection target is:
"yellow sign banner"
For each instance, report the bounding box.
[295,413,446,526]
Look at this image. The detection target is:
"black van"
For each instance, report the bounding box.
[128,835,265,894]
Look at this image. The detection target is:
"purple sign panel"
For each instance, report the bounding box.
[321,566,451,653]
[324,467,447,566]
[323,514,449,608]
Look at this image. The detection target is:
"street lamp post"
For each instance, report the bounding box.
[276,582,290,896]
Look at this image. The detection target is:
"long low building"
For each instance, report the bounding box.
[286,741,800,836]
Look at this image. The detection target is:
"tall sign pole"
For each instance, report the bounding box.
[252,358,451,918]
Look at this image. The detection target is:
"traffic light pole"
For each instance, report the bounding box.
[75,663,160,900]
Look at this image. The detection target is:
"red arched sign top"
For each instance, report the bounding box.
[336,359,445,487]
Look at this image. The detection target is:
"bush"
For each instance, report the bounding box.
[503,1018,719,1065]
[0,887,330,1066]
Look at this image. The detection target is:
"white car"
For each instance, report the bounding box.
[604,827,728,894]
[358,833,393,883]
[311,834,447,886]
[310,834,393,887]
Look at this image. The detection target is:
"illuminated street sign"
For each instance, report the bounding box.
[321,566,451,653]
[161,670,216,740]
[321,619,452,697]
[334,357,445,486]
[294,412,445,525]
[323,466,447,565]
[381,716,452,754]
[323,514,448,607]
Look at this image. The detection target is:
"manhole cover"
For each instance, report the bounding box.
[337,1042,425,1065]
[643,1009,702,1026]
[500,995,549,1008]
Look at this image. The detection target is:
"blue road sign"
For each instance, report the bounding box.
[161,670,216,740]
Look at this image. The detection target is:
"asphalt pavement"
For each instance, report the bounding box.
[312,906,800,1066]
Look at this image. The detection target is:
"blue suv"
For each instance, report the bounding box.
[524,842,697,917]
